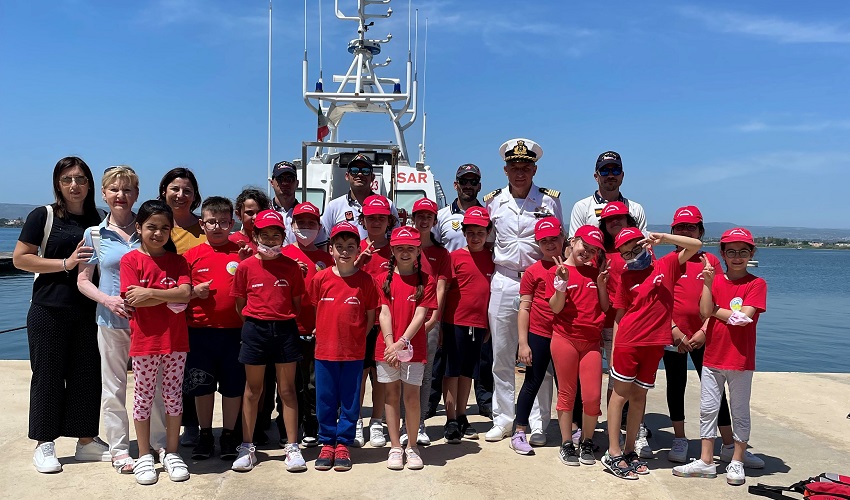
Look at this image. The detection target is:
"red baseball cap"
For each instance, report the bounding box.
[720,227,755,246]
[574,225,605,250]
[254,209,285,231]
[330,221,360,240]
[534,217,563,240]
[362,195,391,216]
[600,201,628,219]
[390,226,421,246]
[671,206,703,226]
[614,227,643,249]
[412,198,438,215]
[293,202,321,219]
[462,206,491,227]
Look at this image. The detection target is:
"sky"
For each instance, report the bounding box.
[1,0,850,228]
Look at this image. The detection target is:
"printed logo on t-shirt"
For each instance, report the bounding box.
[274,279,290,287]
[345,211,354,221]
[406,294,417,302]
[320,297,334,302]
[140,279,150,284]
[160,277,177,287]
[586,282,597,289]
[652,274,665,285]
[381,262,390,270]
[226,261,239,275]
[197,268,210,273]
[730,297,743,311]
[344,296,361,305]
[315,261,328,271]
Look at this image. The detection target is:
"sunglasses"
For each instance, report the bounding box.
[348,166,373,176]
[275,175,297,184]
[724,249,752,259]
[597,166,623,176]
[456,178,480,186]
[103,165,136,175]
[59,175,89,186]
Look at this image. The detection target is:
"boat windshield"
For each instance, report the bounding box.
[395,189,427,213]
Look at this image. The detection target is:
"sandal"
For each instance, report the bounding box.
[602,451,638,480]
[112,454,135,474]
[624,451,650,475]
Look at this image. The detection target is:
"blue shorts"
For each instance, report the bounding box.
[441,322,485,378]
[185,327,245,398]
[239,318,302,366]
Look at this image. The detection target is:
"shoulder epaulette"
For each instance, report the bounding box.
[539,187,560,198]
[483,188,502,203]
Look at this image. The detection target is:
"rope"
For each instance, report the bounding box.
[0,326,25,335]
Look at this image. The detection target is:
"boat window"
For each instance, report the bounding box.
[303,188,327,214]
[394,190,426,213]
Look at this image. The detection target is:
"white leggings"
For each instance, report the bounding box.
[699,366,753,442]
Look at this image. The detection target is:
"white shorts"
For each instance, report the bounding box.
[376,361,425,386]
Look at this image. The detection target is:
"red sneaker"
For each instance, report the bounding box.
[333,444,352,471]
[314,445,334,471]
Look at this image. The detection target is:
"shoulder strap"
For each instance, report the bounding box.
[90,227,102,255]
[483,188,501,203]
[747,484,791,499]
[33,205,55,283]
[539,187,560,198]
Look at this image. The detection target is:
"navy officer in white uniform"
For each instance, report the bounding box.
[484,138,563,445]
[321,153,399,239]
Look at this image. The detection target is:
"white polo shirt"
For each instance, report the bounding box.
[434,199,483,252]
[568,191,647,237]
[320,191,400,240]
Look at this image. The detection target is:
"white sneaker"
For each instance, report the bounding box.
[133,454,158,485]
[33,442,62,473]
[369,420,386,447]
[416,422,430,446]
[353,419,365,447]
[528,429,547,447]
[400,431,409,447]
[484,424,510,442]
[231,444,257,472]
[162,452,190,482]
[719,444,764,468]
[635,423,653,458]
[284,443,307,472]
[726,460,746,485]
[74,437,111,462]
[672,458,717,478]
[668,437,689,463]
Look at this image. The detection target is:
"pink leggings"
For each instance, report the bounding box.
[551,336,602,416]
[131,352,186,421]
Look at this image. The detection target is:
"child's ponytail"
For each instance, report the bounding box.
[414,253,425,301]
[382,255,396,299]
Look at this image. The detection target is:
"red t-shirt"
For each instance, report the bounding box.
[375,272,437,364]
[519,260,556,338]
[672,251,723,337]
[443,248,494,329]
[613,252,684,346]
[548,264,605,343]
[282,244,333,335]
[230,255,305,321]
[309,268,380,361]
[228,231,257,252]
[420,245,452,282]
[703,273,767,371]
[603,252,625,329]
[359,240,393,324]
[183,242,244,329]
[119,250,191,356]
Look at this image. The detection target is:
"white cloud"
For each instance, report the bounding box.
[138,0,272,39]
[734,120,850,133]
[678,6,850,44]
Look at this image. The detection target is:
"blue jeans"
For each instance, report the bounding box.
[315,359,364,445]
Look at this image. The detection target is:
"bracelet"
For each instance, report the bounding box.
[62,258,69,275]
[671,324,678,330]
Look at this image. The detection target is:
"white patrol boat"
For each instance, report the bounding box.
[290,0,446,217]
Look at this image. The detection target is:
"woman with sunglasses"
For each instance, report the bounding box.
[13,157,108,473]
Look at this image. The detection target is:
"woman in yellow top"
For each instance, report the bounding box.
[158,168,206,255]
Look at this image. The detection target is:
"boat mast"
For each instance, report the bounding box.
[267,0,273,194]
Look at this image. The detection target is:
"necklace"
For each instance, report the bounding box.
[108,213,136,230]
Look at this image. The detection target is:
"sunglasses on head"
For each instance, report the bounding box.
[103,165,136,175]
[456,178,480,186]
[597,166,623,176]
[348,166,373,176]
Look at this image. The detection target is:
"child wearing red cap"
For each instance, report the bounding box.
[511,216,562,455]
[548,225,609,466]
[377,226,437,470]
[229,209,306,473]
[673,227,767,486]
[602,227,702,480]
[281,202,332,449]
[441,207,494,442]
[355,194,397,447]
[309,222,380,472]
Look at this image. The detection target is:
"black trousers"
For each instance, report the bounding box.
[27,303,100,442]
[429,337,494,411]
[516,333,552,427]
[663,347,731,426]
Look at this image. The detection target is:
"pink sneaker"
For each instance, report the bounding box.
[509,431,534,455]
[405,447,424,470]
[387,447,404,470]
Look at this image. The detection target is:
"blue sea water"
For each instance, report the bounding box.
[0,228,848,372]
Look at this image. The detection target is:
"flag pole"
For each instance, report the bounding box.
[267,0,273,196]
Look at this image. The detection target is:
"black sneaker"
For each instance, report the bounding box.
[579,439,596,465]
[192,428,214,460]
[314,445,334,471]
[333,444,352,472]
[559,442,580,466]
[444,420,462,444]
[220,430,238,460]
[457,414,478,440]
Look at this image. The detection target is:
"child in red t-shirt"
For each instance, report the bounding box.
[281,202,332,448]
[511,216,563,455]
[603,227,702,480]
[119,200,192,485]
[548,225,609,465]
[229,209,306,473]
[441,207,494,442]
[309,222,379,472]
[229,188,271,253]
[673,227,767,486]
[183,196,248,462]
[377,226,437,470]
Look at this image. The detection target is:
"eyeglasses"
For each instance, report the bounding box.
[673,224,699,232]
[103,166,136,174]
[275,175,297,184]
[620,245,643,260]
[348,166,373,176]
[202,219,233,230]
[597,166,623,177]
[724,248,752,259]
[59,175,89,186]
[456,178,480,186]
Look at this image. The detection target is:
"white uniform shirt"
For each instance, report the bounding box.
[568,192,647,237]
[273,197,331,247]
[320,191,400,240]
[485,183,563,272]
[433,199,483,252]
